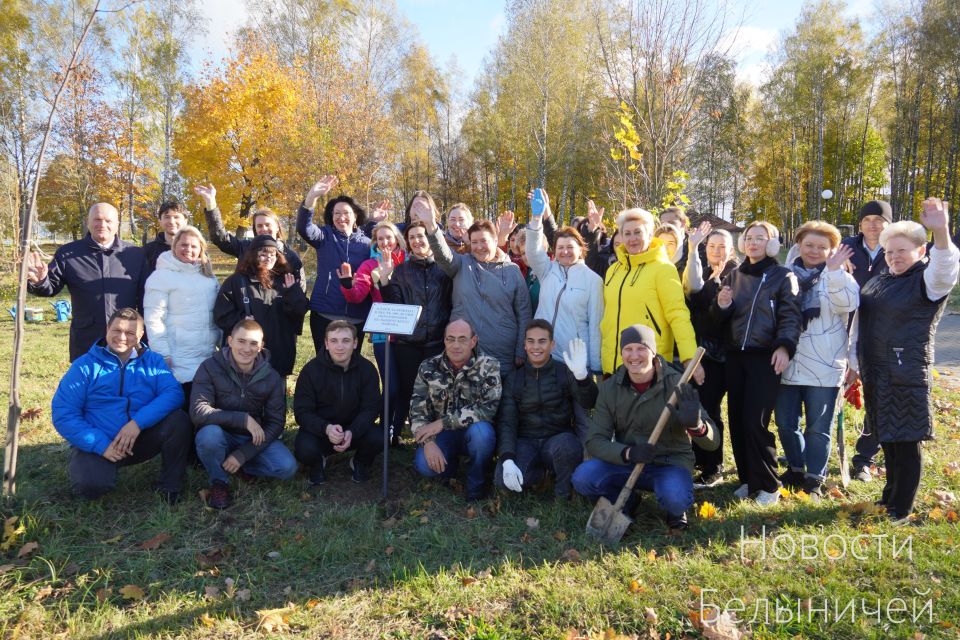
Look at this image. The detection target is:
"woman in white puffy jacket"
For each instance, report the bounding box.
[775,221,859,497]
[525,192,604,374]
[144,226,220,397]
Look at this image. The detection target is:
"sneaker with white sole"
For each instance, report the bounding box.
[693,471,722,489]
[733,483,750,499]
[754,489,780,506]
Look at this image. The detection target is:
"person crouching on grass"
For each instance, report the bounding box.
[571,324,719,531]
[848,197,960,524]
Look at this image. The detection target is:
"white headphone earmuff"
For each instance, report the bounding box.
[737,226,781,257]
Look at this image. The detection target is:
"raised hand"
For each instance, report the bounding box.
[377,252,394,283]
[337,262,353,288]
[497,210,516,239]
[193,183,217,210]
[826,244,854,272]
[282,273,296,289]
[586,200,605,232]
[920,197,949,233]
[304,175,339,209]
[411,198,436,232]
[562,337,589,380]
[370,199,392,223]
[689,220,712,246]
[26,251,48,284]
[526,189,553,219]
[717,285,733,309]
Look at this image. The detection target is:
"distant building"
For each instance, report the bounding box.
[689,211,744,234]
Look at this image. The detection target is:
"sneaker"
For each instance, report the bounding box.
[733,483,750,499]
[890,513,913,526]
[852,466,872,482]
[349,457,369,483]
[754,489,780,507]
[693,471,722,489]
[207,481,232,510]
[801,476,824,498]
[309,459,327,486]
[666,513,688,530]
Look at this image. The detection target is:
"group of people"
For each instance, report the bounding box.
[27,176,959,527]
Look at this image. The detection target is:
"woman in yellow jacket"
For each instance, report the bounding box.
[600,208,700,377]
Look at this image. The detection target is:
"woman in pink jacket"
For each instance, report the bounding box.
[338,221,406,442]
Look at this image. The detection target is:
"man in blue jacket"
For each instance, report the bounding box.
[51,308,191,503]
[27,203,148,361]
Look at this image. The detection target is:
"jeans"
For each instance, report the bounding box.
[571,458,694,519]
[851,413,880,471]
[294,426,382,467]
[774,384,839,481]
[68,410,192,499]
[494,432,583,497]
[194,425,298,485]
[373,341,400,434]
[413,421,496,498]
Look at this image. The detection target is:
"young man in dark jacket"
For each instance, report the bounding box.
[842,200,890,483]
[52,308,191,503]
[27,203,148,361]
[293,320,383,485]
[495,320,597,499]
[143,201,188,276]
[190,319,297,509]
[571,324,719,530]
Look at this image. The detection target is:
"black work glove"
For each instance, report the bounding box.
[624,441,657,465]
[667,383,702,430]
[339,274,354,289]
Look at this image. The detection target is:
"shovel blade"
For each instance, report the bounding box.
[586,497,634,544]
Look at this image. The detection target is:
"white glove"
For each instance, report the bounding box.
[501,459,523,492]
[562,338,589,380]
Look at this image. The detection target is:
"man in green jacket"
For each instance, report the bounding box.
[572,324,719,529]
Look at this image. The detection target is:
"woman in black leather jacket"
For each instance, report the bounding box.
[380,192,453,443]
[711,220,801,506]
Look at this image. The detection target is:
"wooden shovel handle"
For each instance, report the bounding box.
[610,348,706,512]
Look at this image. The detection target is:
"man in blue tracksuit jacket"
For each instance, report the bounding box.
[51,307,191,503]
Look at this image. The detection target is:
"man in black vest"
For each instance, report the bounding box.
[27,203,147,361]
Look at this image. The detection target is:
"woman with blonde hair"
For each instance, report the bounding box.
[775,221,859,497]
[849,198,959,522]
[599,207,699,377]
[144,225,221,398]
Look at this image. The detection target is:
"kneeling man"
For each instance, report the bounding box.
[294,320,382,485]
[191,319,297,509]
[571,324,718,529]
[495,320,597,498]
[52,308,190,503]
[410,319,501,501]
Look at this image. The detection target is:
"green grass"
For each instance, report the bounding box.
[1,247,959,638]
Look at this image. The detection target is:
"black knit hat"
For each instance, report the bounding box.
[858,200,892,224]
[250,235,279,251]
[620,324,657,353]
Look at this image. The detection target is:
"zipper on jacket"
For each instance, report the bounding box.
[550,267,569,328]
[612,261,631,370]
[741,272,767,351]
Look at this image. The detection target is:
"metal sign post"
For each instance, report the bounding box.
[363,303,422,499]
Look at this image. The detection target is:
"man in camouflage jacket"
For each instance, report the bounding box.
[410,318,501,501]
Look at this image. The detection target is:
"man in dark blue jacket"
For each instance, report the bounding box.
[842,200,891,482]
[51,308,191,503]
[27,203,148,361]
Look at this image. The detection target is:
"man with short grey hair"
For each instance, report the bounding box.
[27,203,148,361]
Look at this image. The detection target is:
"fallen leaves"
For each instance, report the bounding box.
[465,506,478,519]
[1,516,25,552]
[196,547,229,569]
[553,530,568,542]
[255,604,296,633]
[17,541,39,559]
[525,517,540,529]
[627,579,644,594]
[119,584,145,600]
[101,534,123,545]
[561,548,581,563]
[139,532,171,550]
[933,490,957,508]
[203,585,220,600]
[698,501,718,520]
[21,407,43,422]
[698,609,745,640]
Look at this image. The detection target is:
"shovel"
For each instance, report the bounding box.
[835,382,852,488]
[585,347,706,544]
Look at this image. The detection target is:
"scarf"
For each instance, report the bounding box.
[738,255,777,276]
[791,257,824,330]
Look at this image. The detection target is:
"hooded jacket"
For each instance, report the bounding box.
[427,227,532,372]
[52,340,184,455]
[599,238,698,373]
[143,251,221,383]
[293,349,382,440]
[296,204,372,320]
[190,348,286,466]
[525,222,604,372]
[214,272,309,376]
[380,254,453,348]
[585,357,718,473]
[28,234,147,361]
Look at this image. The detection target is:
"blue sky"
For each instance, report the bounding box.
[192,0,877,88]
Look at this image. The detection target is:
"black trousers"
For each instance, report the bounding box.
[725,350,780,494]
[393,342,444,436]
[294,426,383,467]
[68,409,192,498]
[310,312,365,356]
[880,441,923,518]
[851,413,881,471]
[693,357,726,475]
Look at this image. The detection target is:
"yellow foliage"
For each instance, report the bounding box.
[698,501,718,519]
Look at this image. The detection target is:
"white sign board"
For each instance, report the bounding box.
[363,303,422,336]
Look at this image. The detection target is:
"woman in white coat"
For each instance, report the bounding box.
[144,226,221,399]
[775,221,859,497]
